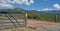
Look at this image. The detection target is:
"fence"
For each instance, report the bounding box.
[45,14,60,22]
[0,13,27,29]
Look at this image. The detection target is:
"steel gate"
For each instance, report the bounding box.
[0,12,27,29]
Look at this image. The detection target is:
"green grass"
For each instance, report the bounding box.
[28,13,60,22]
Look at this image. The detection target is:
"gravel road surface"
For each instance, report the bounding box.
[0,19,60,31]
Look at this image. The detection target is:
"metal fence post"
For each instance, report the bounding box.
[2,14,5,30]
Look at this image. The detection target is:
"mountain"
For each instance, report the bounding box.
[39,10,60,15]
[0,7,60,15]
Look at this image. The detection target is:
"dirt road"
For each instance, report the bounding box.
[0,19,60,31]
[26,19,60,31]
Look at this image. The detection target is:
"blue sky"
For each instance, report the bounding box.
[0,0,60,11]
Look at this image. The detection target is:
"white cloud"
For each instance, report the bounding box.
[37,9,41,11]
[42,4,60,11]
[0,3,14,9]
[0,0,34,5]
[53,4,60,9]
[0,0,34,9]
[30,0,34,4]
[43,8,49,10]
[43,8,54,11]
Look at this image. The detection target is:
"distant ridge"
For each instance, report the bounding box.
[0,7,60,15]
[0,7,25,13]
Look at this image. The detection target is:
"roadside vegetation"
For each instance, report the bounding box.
[27,12,60,22]
[0,8,60,22]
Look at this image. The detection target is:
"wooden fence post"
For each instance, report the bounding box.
[55,15,58,22]
[24,13,27,26]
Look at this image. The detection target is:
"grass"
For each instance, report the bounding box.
[3,27,29,31]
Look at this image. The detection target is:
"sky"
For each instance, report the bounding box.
[0,0,60,11]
